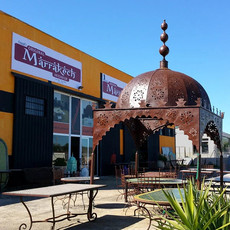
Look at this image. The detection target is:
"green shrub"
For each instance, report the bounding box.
[53,157,67,166]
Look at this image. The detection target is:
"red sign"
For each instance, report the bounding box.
[15,43,81,82]
[53,122,69,134]
[82,126,93,136]
[102,81,123,97]
[12,33,82,89]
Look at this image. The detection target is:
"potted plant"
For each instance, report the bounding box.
[53,157,67,174]
[53,158,67,184]
[53,157,67,167]
[157,154,167,169]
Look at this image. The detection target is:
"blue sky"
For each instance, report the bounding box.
[1,0,230,133]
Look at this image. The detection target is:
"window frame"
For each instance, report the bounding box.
[25,95,45,117]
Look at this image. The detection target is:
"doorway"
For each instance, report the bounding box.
[71,137,80,173]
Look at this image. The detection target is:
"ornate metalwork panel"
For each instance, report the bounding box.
[200,108,223,150]
[93,106,202,151]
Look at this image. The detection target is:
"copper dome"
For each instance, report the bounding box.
[116,68,211,110]
[116,20,211,111]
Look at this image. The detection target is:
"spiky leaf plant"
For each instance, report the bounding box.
[153,179,230,230]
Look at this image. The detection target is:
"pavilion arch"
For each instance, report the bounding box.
[92,102,223,154]
[91,101,223,188]
[203,120,222,152]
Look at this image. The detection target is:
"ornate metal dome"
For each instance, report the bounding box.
[116,20,211,111]
[116,68,211,110]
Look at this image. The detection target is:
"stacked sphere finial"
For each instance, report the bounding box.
[159,20,169,68]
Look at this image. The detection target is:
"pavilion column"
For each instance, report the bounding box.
[135,151,139,177]
[197,152,201,190]
[220,152,223,191]
[196,144,202,190]
[90,152,95,184]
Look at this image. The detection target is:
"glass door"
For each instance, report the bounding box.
[81,137,93,176]
[81,138,89,176]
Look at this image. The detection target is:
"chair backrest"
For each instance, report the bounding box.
[0,139,9,190]
[120,170,127,187]
[138,176,157,191]
[115,165,121,178]
[182,172,195,180]
[165,169,178,178]
[0,139,8,171]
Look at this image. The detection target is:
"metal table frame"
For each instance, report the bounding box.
[134,188,184,230]
[3,183,105,230]
[60,176,100,208]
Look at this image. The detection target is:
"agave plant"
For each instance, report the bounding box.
[153,179,230,230]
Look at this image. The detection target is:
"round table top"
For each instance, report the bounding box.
[180,169,214,174]
[61,176,100,183]
[134,188,185,206]
[206,174,230,183]
[126,177,185,185]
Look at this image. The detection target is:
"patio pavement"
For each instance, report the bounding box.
[0,176,158,230]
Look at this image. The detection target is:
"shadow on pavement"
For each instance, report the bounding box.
[0,194,43,206]
[94,203,126,209]
[57,214,145,230]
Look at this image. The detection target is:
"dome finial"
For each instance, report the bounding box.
[159,20,169,68]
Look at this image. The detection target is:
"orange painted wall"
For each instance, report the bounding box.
[0,11,133,156]
[0,112,13,155]
[159,135,175,154]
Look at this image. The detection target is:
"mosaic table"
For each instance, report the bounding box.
[134,188,185,230]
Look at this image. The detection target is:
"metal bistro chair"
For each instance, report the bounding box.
[182,171,195,181]
[137,176,153,193]
[0,139,10,192]
[117,169,137,202]
[164,167,178,179]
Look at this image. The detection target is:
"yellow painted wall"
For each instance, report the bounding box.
[0,112,13,155]
[0,11,133,96]
[159,135,175,154]
[0,11,133,156]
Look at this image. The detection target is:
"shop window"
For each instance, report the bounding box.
[159,129,163,135]
[82,100,94,136]
[202,138,209,154]
[25,96,45,117]
[53,92,69,134]
[193,145,198,154]
[53,91,96,167]
[222,136,230,152]
[80,137,93,175]
[71,97,80,135]
[53,135,69,162]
